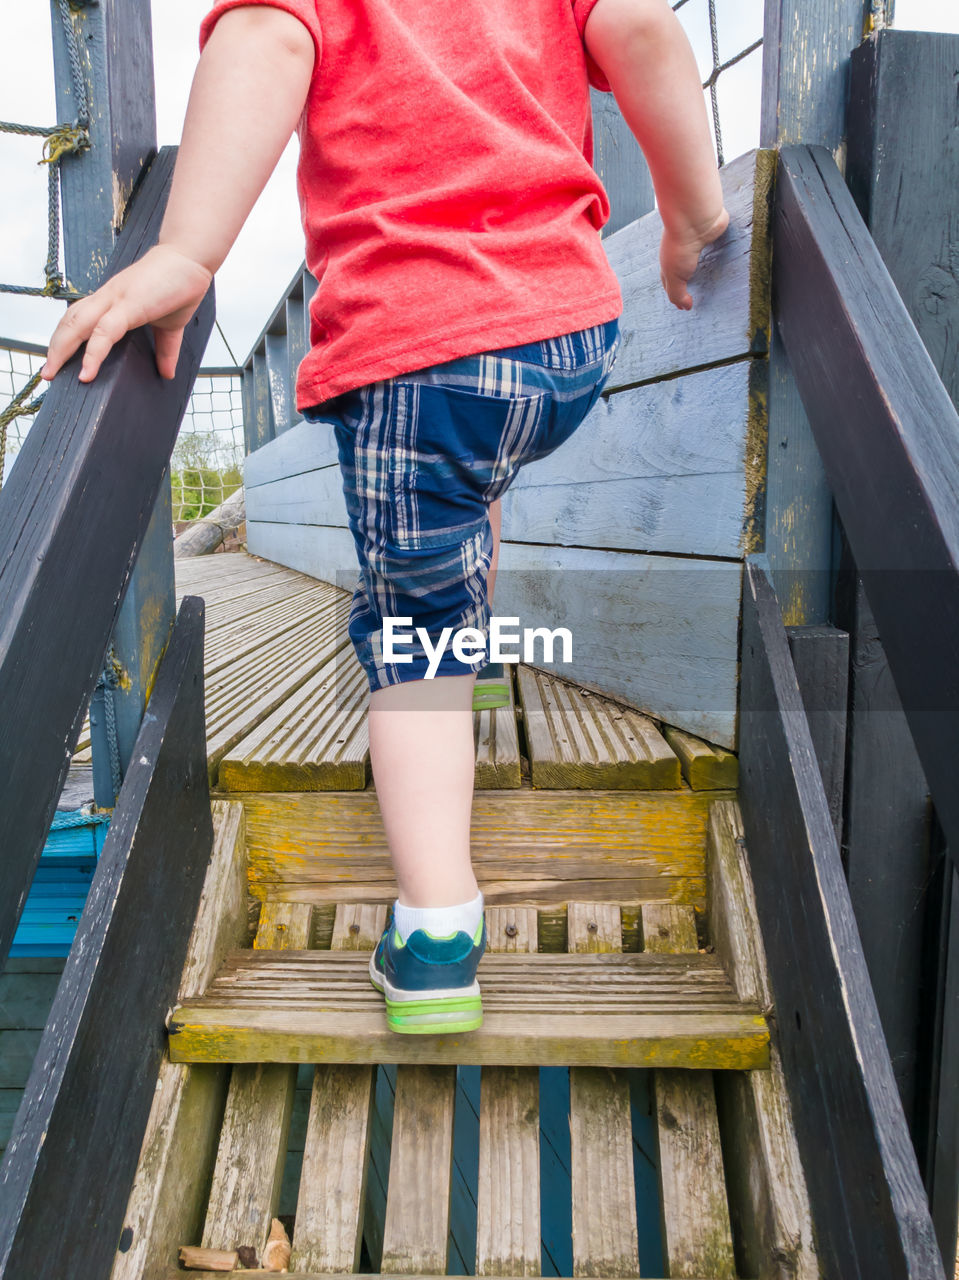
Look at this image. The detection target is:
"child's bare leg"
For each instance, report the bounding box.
[368,673,479,908]
[487,497,502,604]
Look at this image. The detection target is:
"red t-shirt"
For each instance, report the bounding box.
[200,0,623,408]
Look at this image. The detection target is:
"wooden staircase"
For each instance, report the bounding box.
[108,550,818,1280]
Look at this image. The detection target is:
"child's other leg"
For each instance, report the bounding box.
[487,497,501,604]
[368,671,479,908]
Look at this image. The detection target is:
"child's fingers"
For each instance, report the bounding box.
[41,294,112,380]
[153,327,185,381]
[77,307,133,382]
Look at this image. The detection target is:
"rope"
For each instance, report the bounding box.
[51,808,110,831]
[94,646,125,802]
[0,370,46,488]
[0,0,91,300]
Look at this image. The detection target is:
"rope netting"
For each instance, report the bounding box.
[0,0,90,302]
[0,340,244,521]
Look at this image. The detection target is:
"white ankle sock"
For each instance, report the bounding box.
[393,891,484,941]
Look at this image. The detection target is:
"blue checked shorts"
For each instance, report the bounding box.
[304,317,621,689]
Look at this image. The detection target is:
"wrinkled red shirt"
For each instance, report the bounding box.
[200,0,622,408]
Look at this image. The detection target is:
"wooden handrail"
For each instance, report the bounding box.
[0,597,212,1279]
[0,145,215,966]
[771,143,959,852]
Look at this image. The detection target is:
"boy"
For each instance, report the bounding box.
[42,0,729,1033]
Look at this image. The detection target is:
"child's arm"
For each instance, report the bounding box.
[584,0,730,310]
[42,5,315,384]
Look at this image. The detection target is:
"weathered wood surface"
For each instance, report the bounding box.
[661,727,738,792]
[643,903,736,1280]
[201,903,311,1258]
[705,800,819,1280]
[381,1065,457,1273]
[784,625,848,843]
[494,542,741,749]
[0,599,213,1280]
[162,1273,737,1280]
[168,948,768,1069]
[291,904,380,1273]
[473,680,522,790]
[219,647,369,792]
[774,144,959,851]
[845,35,959,1264]
[477,910,540,1277]
[738,556,945,1280]
[602,149,775,389]
[174,489,246,559]
[759,0,873,625]
[591,86,654,238]
[248,361,765,562]
[566,906,639,1278]
[237,787,731,909]
[518,667,679,790]
[242,264,318,454]
[0,148,214,966]
[112,801,247,1280]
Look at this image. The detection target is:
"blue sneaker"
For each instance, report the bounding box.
[369,909,487,1034]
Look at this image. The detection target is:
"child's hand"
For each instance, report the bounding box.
[41,243,213,384]
[659,206,730,311]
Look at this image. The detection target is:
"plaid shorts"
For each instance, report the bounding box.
[304,318,621,689]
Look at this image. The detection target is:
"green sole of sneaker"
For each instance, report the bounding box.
[383,994,483,1035]
[473,687,510,712]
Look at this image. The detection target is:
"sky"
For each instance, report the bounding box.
[0,0,955,367]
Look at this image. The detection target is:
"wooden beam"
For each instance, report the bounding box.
[0,148,215,966]
[0,597,213,1280]
[759,0,874,622]
[738,556,944,1279]
[52,0,174,807]
[772,142,959,851]
[784,624,849,842]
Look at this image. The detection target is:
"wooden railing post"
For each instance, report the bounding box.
[51,0,175,807]
[759,0,878,623]
[843,29,959,1268]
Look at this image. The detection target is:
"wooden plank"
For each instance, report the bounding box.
[662,728,738,792]
[219,648,369,792]
[251,363,762,563]
[785,625,848,842]
[759,0,873,625]
[243,416,340,489]
[0,149,214,966]
[602,150,775,390]
[381,1065,457,1273]
[567,904,638,1278]
[495,541,740,749]
[773,143,959,848]
[112,801,248,1280]
[169,948,768,1070]
[473,675,522,790]
[591,87,654,238]
[0,599,212,1280]
[238,787,728,909]
[738,556,944,1278]
[203,584,339,677]
[705,799,818,1280]
[518,667,679,790]
[845,35,959,1258]
[53,0,165,807]
[642,903,735,1279]
[477,910,540,1277]
[163,1272,748,1279]
[203,596,353,778]
[201,902,311,1258]
[291,904,382,1273]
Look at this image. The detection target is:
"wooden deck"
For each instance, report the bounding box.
[77,550,739,796]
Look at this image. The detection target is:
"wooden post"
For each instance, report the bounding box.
[590,90,654,237]
[759,0,877,622]
[51,0,174,806]
[844,29,959,1270]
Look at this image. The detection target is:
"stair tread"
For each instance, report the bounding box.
[169,949,768,1069]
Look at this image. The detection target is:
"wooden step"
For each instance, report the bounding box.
[236,787,731,909]
[518,666,680,790]
[167,931,768,1071]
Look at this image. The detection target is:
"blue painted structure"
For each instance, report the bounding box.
[9,812,109,957]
